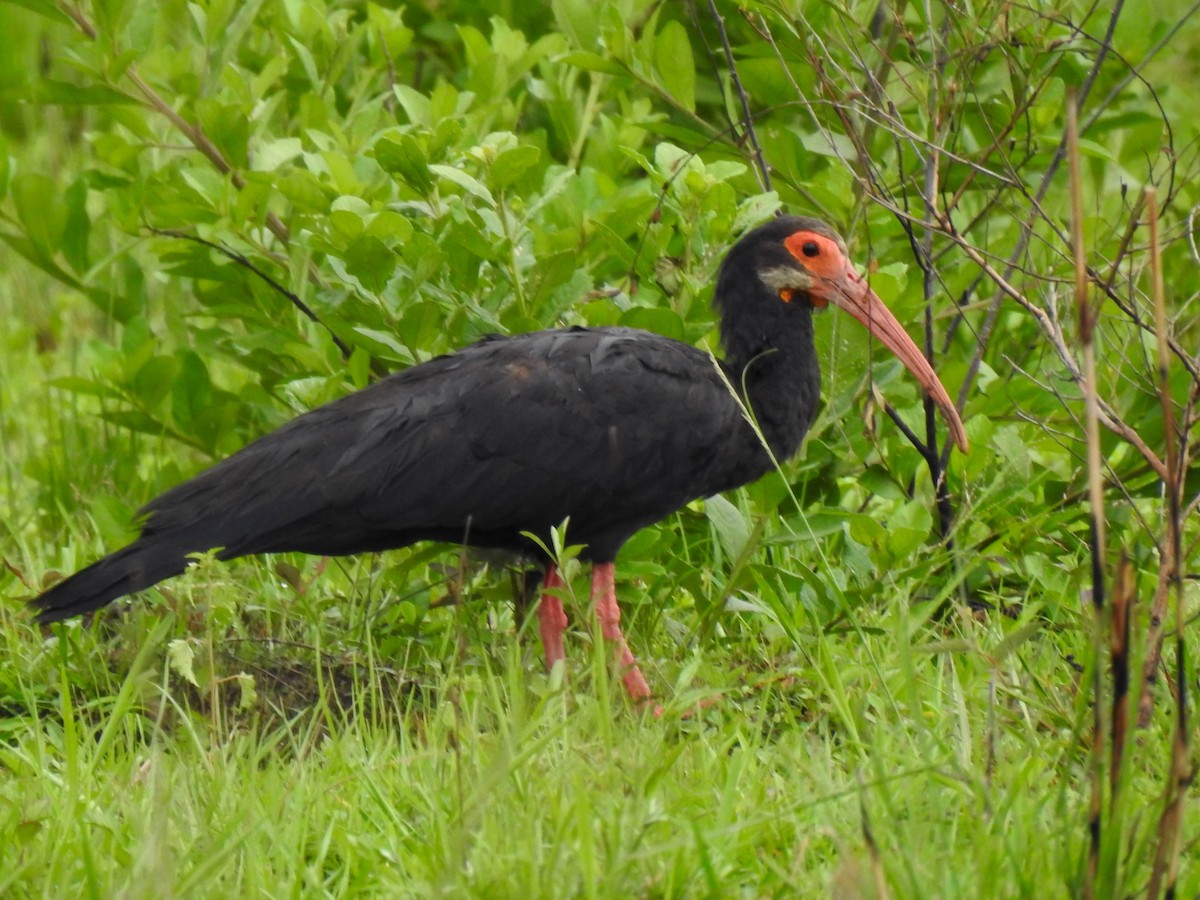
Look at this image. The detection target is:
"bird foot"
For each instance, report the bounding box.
[537,565,569,670]
[590,561,661,707]
[537,562,664,711]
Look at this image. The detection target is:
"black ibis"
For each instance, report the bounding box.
[32,216,967,702]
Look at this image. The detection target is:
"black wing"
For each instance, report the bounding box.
[33,327,767,621]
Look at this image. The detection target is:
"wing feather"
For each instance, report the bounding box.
[137,327,764,559]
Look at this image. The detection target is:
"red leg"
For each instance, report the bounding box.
[590,562,653,703]
[537,564,568,671]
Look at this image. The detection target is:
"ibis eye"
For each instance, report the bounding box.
[801,241,819,258]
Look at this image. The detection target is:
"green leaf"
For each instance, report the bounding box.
[0,79,135,105]
[429,81,460,124]
[330,207,365,240]
[196,100,251,169]
[527,249,580,305]
[234,673,258,711]
[559,51,626,76]
[489,145,541,189]
[99,409,172,440]
[705,160,747,183]
[886,500,933,559]
[705,494,750,560]
[275,169,331,211]
[364,210,414,242]
[167,639,199,687]
[429,163,495,206]
[62,178,90,274]
[286,33,321,90]
[0,0,72,24]
[350,327,416,365]
[848,513,887,547]
[374,132,433,193]
[732,193,781,235]
[654,20,695,112]
[170,352,214,440]
[552,0,600,49]
[1076,138,1118,163]
[47,377,124,401]
[252,137,304,172]
[858,465,905,501]
[342,235,395,294]
[617,307,686,342]
[12,173,64,254]
[132,355,182,410]
[392,85,430,125]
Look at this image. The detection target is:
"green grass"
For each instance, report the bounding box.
[1,588,1094,896]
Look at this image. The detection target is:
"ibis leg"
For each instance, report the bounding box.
[537,564,568,671]
[590,562,652,702]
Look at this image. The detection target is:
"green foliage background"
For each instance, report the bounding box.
[0,0,1198,894]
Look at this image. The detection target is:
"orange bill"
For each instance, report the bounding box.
[823,265,969,453]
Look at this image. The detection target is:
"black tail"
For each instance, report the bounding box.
[32,540,192,623]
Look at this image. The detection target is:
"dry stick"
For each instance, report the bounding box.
[1179,322,1200,470]
[1179,369,1200,531]
[856,772,891,900]
[1138,190,1194,729]
[1108,553,1132,805]
[852,4,904,170]
[1097,192,1148,294]
[984,677,996,820]
[1144,188,1192,900]
[704,0,772,193]
[1067,92,1105,900]
[917,12,956,541]
[1137,540,1181,719]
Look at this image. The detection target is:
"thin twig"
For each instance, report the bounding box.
[149,229,354,360]
[1109,553,1132,805]
[705,0,772,192]
[917,9,955,539]
[1068,91,1105,900]
[1145,185,1192,899]
[856,771,891,900]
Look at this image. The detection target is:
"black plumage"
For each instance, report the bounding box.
[32,216,967,702]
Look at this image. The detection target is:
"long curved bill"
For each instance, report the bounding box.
[827,266,969,453]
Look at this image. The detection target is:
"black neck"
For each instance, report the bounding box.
[717,288,822,461]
